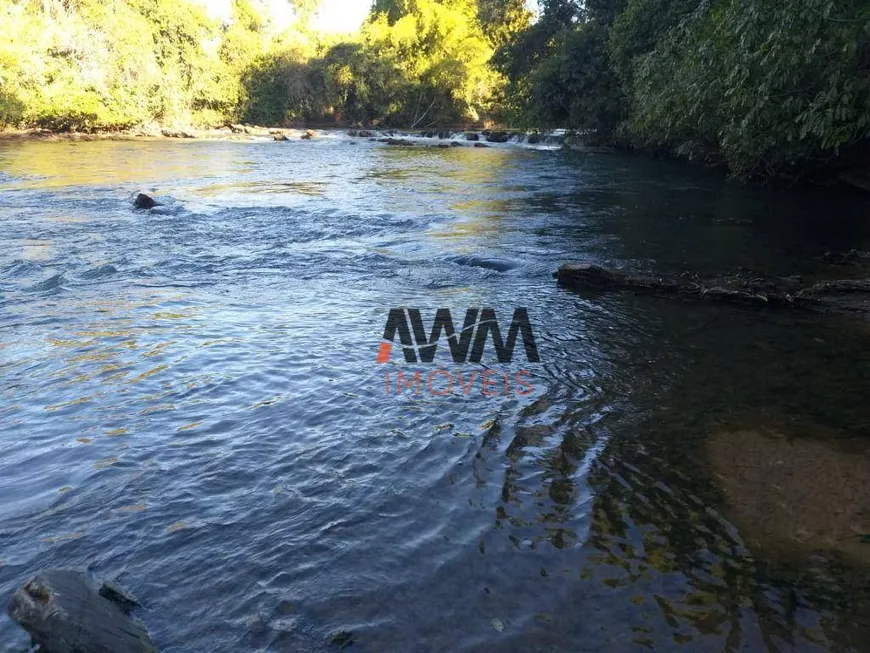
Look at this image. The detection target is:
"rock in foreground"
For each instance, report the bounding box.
[7,569,157,653]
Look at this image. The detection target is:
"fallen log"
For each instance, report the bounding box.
[7,569,157,653]
[556,262,870,315]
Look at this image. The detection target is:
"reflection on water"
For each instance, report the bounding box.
[1,137,870,651]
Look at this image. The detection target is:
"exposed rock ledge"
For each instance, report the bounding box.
[556,262,870,315]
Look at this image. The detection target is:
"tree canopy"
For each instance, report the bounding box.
[497,0,870,178]
[1,0,868,179]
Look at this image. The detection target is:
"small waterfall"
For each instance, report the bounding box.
[342,128,566,149]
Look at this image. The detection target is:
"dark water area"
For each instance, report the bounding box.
[1,136,870,651]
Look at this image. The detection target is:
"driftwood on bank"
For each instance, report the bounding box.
[556,262,870,315]
[7,569,157,653]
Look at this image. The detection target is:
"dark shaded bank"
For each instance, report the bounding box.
[556,263,870,317]
[496,0,870,187]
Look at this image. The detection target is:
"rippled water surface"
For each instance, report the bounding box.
[2,137,870,651]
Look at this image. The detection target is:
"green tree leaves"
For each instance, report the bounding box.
[500,0,870,178]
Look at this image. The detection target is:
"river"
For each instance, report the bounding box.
[1,135,869,651]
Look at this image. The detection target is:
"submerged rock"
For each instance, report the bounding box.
[708,427,870,562]
[451,255,518,272]
[823,248,870,265]
[133,193,157,210]
[556,263,681,294]
[473,142,489,148]
[7,569,157,653]
[380,137,413,146]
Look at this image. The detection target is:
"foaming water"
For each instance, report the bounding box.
[1,137,870,651]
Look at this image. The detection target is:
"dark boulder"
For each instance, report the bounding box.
[301,129,316,140]
[486,131,510,143]
[465,132,479,141]
[358,129,374,137]
[473,142,489,148]
[7,569,157,653]
[526,132,541,144]
[556,262,870,315]
[556,263,680,294]
[273,132,288,141]
[133,193,157,210]
[450,141,463,147]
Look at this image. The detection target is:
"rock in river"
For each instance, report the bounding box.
[133,193,157,209]
[556,262,870,316]
[7,569,157,653]
[485,131,510,143]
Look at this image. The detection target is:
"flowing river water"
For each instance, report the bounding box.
[1,135,869,651]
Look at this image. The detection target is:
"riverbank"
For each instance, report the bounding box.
[0,125,567,149]
[2,124,866,193]
[0,124,298,142]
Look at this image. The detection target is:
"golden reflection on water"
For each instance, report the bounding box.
[0,140,247,188]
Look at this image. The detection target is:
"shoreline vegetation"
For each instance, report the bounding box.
[2,0,868,187]
[2,124,868,193]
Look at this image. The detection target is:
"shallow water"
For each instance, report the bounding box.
[1,136,870,651]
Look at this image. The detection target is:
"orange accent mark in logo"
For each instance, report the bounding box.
[376,342,392,364]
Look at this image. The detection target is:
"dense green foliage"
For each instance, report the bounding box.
[0,0,245,130]
[0,0,520,130]
[499,0,870,178]
[2,0,869,179]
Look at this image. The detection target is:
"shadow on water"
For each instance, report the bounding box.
[566,297,870,651]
